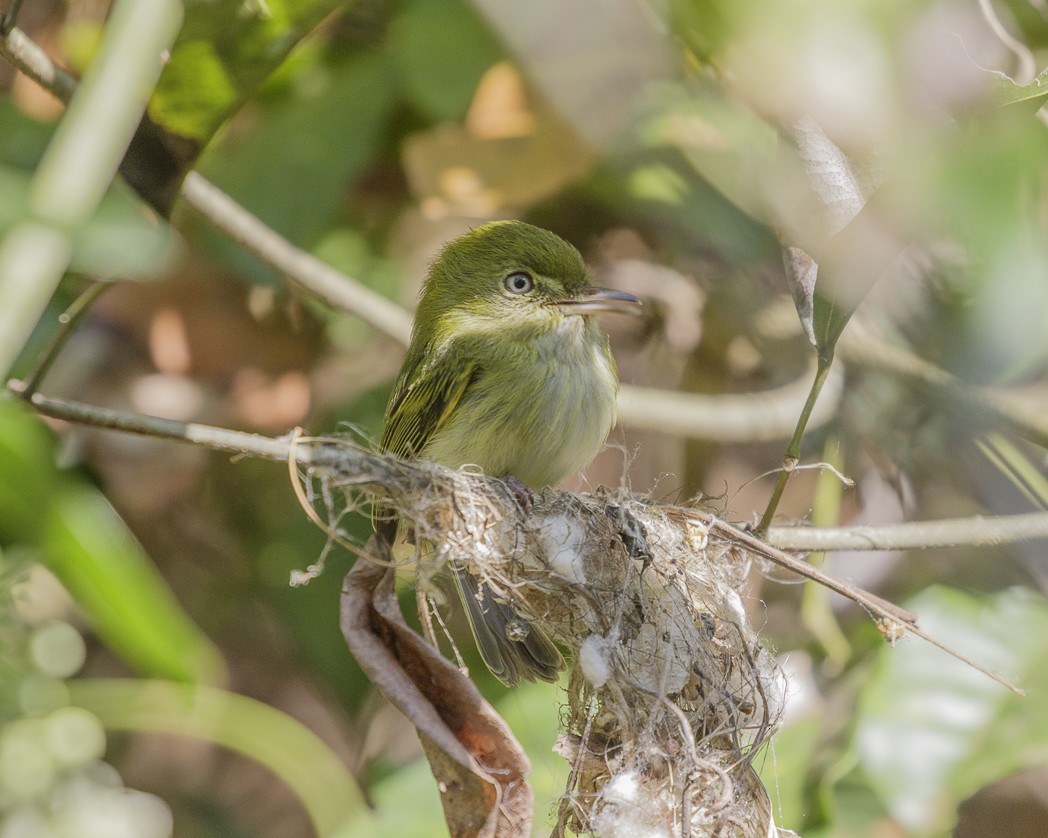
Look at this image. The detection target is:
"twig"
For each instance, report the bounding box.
[616,358,842,442]
[0,24,77,101]
[0,0,25,35]
[756,352,833,534]
[768,511,1048,551]
[179,172,414,345]
[698,513,1024,695]
[17,280,110,397]
[14,387,293,461]
[977,0,1037,84]
[17,386,1048,559]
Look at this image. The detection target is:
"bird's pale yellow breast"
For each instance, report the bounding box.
[421,316,618,488]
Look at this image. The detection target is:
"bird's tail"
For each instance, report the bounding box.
[453,568,564,686]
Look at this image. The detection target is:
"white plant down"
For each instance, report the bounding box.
[579,631,617,688]
[538,512,588,585]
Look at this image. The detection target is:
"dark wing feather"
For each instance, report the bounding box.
[379,345,565,685]
[381,348,478,459]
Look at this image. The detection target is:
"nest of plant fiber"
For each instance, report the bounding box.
[302,438,789,837]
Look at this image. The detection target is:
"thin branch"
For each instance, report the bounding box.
[616,358,842,442]
[18,280,110,396]
[756,352,833,534]
[18,384,1048,560]
[179,172,414,346]
[15,387,293,461]
[697,514,1023,694]
[0,24,77,102]
[768,511,1048,551]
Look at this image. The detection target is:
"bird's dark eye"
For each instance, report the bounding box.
[503,271,534,295]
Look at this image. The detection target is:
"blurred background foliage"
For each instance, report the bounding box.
[1,0,1048,835]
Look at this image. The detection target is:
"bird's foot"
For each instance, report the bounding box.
[504,475,534,514]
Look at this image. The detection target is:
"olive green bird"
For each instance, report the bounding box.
[379,220,640,685]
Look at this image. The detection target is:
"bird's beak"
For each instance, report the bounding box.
[555,286,642,316]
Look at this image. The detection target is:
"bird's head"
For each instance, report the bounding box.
[416,221,640,344]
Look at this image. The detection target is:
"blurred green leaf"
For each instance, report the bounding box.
[150,0,346,145]
[70,678,367,837]
[69,181,182,278]
[810,179,911,357]
[0,397,60,542]
[854,586,1048,833]
[638,84,778,223]
[337,752,444,838]
[42,486,225,685]
[0,102,55,170]
[757,715,823,831]
[197,50,399,273]
[190,50,398,284]
[496,680,569,831]
[990,66,1048,116]
[390,0,503,122]
[151,39,241,141]
[0,167,180,280]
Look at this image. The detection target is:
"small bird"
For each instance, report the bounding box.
[380,220,640,685]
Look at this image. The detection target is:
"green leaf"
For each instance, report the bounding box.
[150,0,347,145]
[70,678,367,837]
[496,680,570,827]
[810,179,910,356]
[0,396,61,542]
[989,66,1048,116]
[757,715,824,830]
[197,51,398,266]
[150,39,241,141]
[42,486,225,684]
[70,181,182,278]
[854,586,1048,833]
[336,752,444,838]
[389,0,503,122]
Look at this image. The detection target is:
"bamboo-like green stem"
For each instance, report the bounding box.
[0,0,182,375]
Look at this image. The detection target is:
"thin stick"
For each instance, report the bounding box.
[16,387,293,460]
[756,352,834,534]
[179,173,414,345]
[702,513,1024,695]
[16,280,110,397]
[15,387,1048,560]
[767,510,1048,551]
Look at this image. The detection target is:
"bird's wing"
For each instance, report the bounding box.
[380,347,479,459]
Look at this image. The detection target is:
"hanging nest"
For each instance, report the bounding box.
[299,437,791,838]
